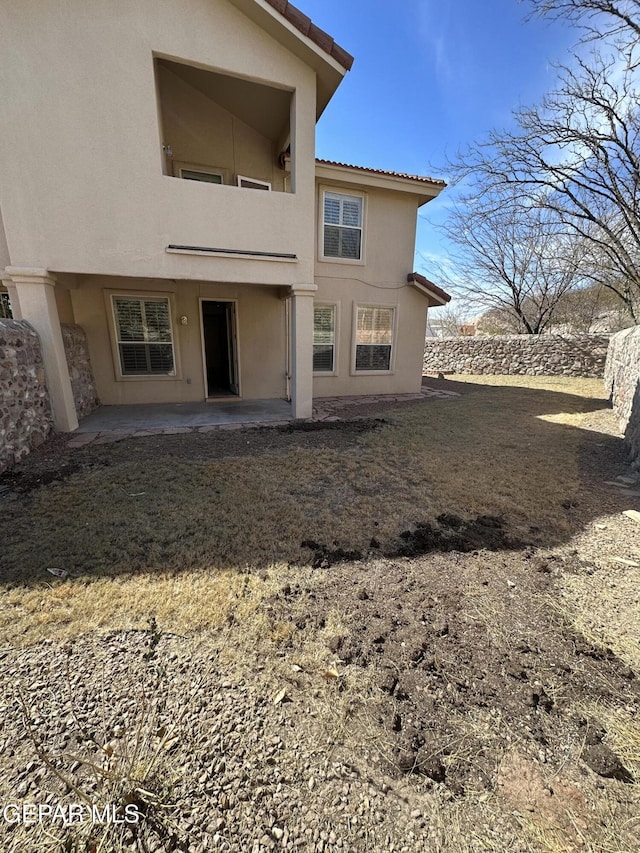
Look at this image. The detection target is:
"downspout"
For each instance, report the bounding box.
[285,296,291,401]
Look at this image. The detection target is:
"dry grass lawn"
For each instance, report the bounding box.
[0,375,608,646]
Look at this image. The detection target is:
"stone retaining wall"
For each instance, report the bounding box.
[423,334,610,378]
[62,323,99,419]
[604,325,640,470]
[0,320,53,473]
[0,320,99,473]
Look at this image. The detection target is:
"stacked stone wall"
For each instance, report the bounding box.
[604,326,640,470]
[0,320,53,473]
[423,334,609,378]
[61,324,99,419]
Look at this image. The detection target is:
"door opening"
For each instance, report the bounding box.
[201,300,239,397]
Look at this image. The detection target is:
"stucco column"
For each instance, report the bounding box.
[289,284,317,419]
[0,270,22,319]
[6,267,78,432]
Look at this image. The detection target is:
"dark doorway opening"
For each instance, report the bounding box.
[201,300,238,397]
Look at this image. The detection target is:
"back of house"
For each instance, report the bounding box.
[0,0,448,430]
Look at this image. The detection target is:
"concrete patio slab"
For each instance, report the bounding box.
[76,399,293,433]
[68,389,458,449]
[311,387,460,419]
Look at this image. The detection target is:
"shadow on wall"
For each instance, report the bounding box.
[605,325,640,471]
[626,378,640,471]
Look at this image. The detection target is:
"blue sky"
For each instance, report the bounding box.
[300,0,578,289]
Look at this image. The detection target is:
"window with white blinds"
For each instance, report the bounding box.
[112,296,175,376]
[322,191,363,260]
[355,305,394,372]
[313,305,336,372]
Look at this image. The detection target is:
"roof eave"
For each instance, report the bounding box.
[407,273,451,306]
[315,161,445,200]
[228,0,352,119]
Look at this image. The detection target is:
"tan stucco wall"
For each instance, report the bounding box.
[157,64,286,193]
[54,288,75,325]
[70,276,287,405]
[312,284,428,397]
[313,182,429,396]
[0,0,317,286]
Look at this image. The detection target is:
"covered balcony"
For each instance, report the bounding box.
[155,57,294,194]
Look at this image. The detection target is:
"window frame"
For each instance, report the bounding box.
[312,302,338,376]
[107,292,180,382]
[237,175,272,191]
[351,303,397,375]
[174,161,227,185]
[319,188,366,265]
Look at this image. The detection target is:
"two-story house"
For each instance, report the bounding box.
[0,0,449,431]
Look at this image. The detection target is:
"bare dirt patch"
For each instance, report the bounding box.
[264,551,638,795]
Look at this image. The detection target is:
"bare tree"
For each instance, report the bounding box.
[435,0,640,325]
[525,0,640,63]
[476,306,523,334]
[433,307,467,337]
[552,280,635,329]
[452,48,640,321]
[431,184,586,333]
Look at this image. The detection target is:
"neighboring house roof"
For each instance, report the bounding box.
[317,159,446,188]
[263,0,354,70]
[407,272,451,306]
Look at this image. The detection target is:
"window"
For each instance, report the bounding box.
[180,168,223,184]
[323,191,363,260]
[237,175,271,191]
[313,305,336,373]
[355,306,394,372]
[112,296,175,376]
[174,162,227,184]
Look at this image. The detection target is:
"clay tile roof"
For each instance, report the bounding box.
[407,273,452,304]
[264,0,354,70]
[316,159,446,187]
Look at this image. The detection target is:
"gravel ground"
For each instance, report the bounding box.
[0,631,474,853]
